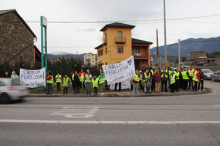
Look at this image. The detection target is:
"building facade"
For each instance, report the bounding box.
[190,50,207,60]
[95,22,152,70]
[0,9,40,65]
[84,53,97,66]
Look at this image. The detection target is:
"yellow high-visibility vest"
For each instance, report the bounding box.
[55,75,62,83]
[47,75,54,84]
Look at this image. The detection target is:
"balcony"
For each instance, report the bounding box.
[115,37,126,44]
[133,52,148,59]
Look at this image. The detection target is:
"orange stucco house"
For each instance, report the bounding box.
[95,22,153,70]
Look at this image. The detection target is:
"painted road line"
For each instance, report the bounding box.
[50,106,99,118]
[0,120,220,124]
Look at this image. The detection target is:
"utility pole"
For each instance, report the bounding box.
[156,29,159,58]
[178,39,181,68]
[163,0,167,63]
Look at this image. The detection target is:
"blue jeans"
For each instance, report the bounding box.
[86,82,91,95]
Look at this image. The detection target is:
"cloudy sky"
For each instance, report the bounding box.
[1,0,220,54]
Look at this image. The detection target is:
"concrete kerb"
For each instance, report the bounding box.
[29,88,211,98]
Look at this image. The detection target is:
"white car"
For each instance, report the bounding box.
[212,70,220,82]
[201,69,213,80]
[0,78,29,103]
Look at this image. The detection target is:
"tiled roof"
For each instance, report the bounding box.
[132,38,153,44]
[100,22,135,31]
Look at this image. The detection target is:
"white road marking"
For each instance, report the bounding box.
[50,106,99,118]
[0,119,220,124]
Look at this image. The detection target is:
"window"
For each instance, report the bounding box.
[117,46,123,53]
[134,48,140,54]
[98,50,103,56]
[117,31,122,42]
[0,81,5,86]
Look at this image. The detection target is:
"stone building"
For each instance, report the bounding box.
[190,50,206,60]
[0,9,40,65]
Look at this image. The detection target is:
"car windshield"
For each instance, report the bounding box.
[11,79,20,86]
[203,69,213,73]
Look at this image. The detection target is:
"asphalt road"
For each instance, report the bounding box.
[0,80,220,146]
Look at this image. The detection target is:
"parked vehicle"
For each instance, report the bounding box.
[212,70,220,82]
[184,66,190,70]
[0,78,29,103]
[201,69,213,80]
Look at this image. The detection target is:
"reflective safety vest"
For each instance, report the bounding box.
[188,69,195,77]
[174,71,180,80]
[98,75,106,84]
[181,71,189,80]
[79,73,85,82]
[47,75,54,84]
[144,73,151,79]
[170,74,176,84]
[193,71,199,82]
[92,78,99,88]
[133,74,140,82]
[168,70,171,77]
[63,77,69,86]
[161,69,168,78]
[85,74,92,83]
[150,70,156,77]
[55,75,62,83]
[72,74,74,81]
[11,74,19,79]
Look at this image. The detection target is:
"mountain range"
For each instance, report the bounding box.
[150,36,220,57]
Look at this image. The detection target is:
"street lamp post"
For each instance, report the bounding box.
[163,0,167,63]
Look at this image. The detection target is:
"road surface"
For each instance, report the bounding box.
[0,80,220,146]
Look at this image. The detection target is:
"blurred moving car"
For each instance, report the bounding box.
[212,70,220,82]
[0,78,29,103]
[201,69,213,80]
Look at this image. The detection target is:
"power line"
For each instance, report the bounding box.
[25,14,220,24]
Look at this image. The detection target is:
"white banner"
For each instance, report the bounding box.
[102,56,135,85]
[20,68,46,88]
[109,80,131,90]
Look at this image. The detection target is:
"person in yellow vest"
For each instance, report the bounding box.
[11,71,19,79]
[85,70,92,95]
[174,68,180,92]
[78,69,86,89]
[170,71,176,93]
[188,66,195,89]
[98,71,106,94]
[181,68,189,90]
[46,72,53,95]
[161,66,169,92]
[62,74,70,96]
[55,73,62,92]
[144,69,152,93]
[150,66,156,92]
[92,75,99,96]
[133,70,140,94]
[192,69,200,92]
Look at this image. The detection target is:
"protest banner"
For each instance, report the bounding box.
[109,80,131,90]
[20,68,46,88]
[102,56,135,85]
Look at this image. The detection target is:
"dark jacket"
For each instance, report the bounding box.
[73,74,80,86]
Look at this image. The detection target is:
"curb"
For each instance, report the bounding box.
[28,88,211,98]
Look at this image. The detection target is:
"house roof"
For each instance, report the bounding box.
[100,22,135,31]
[94,43,104,49]
[132,38,153,44]
[0,9,36,37]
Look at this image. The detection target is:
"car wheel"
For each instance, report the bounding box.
[0,93,11,104]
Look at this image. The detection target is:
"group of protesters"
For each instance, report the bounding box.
[46,69,106,96]
[132,65,205,94]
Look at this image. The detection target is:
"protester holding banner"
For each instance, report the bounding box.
[55,73,62,92]
[85,70,92,95]
[133,70,140,94]
[62,74,70,96]
[46,72,53,95]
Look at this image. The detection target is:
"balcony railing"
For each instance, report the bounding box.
[115,37,126,44]
[133,52,148,58]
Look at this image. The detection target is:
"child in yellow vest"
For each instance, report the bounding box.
[92,75,99,96]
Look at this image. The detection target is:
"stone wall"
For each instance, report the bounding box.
[0,11,35,66]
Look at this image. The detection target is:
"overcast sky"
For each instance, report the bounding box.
[1,0,220,54]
